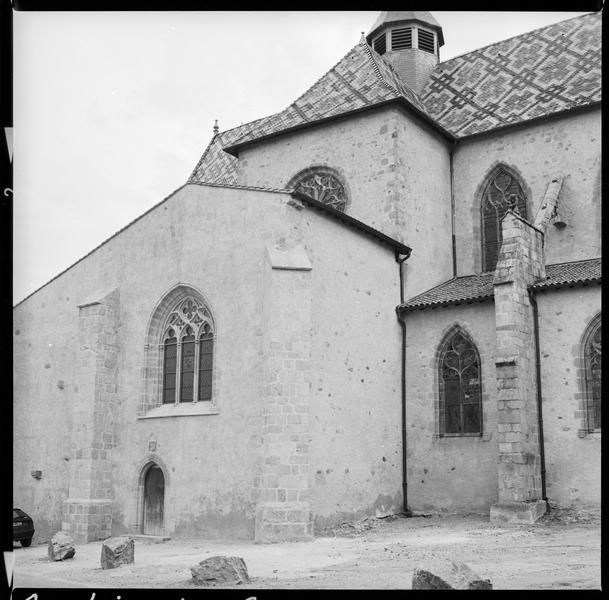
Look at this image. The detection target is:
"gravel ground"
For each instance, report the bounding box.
[13,510,601,590]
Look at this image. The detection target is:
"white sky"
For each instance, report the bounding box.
[12,10,589,304]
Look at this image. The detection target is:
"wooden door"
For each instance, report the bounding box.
[143,465,164,535]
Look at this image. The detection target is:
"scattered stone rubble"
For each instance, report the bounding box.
[412,561,492,589]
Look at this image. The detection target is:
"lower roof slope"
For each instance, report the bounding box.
[400,257,601,312]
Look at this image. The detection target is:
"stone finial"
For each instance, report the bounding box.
[213,119,219,135]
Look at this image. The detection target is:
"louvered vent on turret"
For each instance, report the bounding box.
[418,29,435,53]
[373,33,386,55]
[391,27,412,50]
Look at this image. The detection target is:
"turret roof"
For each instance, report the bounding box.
[366,11,444,46]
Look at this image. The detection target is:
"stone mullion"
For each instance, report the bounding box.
[193,335,201,403]
[175,340,183,404]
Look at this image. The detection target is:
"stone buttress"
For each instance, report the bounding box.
[490,212,547,524]
[63,288,120,542]
[254,242,314,542]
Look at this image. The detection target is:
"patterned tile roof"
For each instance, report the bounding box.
[420,12,601,137]
[189,12,601,185]
[189,40,427,184]
[400,258,601,311]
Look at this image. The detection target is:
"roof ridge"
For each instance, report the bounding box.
[361,38,401,97]
[287,40,366,110]
[437,11,598,67]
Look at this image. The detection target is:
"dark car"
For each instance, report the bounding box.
[13,508,35,547]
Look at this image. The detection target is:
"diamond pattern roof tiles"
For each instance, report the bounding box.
[401,258,601,312]
[189,13,601,186]
[420,12,601,137]
[188,41,426,185]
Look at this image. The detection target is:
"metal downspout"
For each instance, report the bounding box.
[395,249,412,515]
[528,289,548,507]
[450,140,457,278]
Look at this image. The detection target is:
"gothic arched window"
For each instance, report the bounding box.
[481,167,528,272]
[161,296,214,404]
[583,314,601,432]
[438,329,482,435]
[289,167,348,212]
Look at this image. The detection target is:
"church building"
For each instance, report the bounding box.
[14,11,601,544]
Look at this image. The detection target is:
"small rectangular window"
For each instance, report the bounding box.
[418,29,435,54]
[391,27,412,50]
[373,33,386,55]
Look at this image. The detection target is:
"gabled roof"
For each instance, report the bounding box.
[189,12,601,186]
[421,12,601,137]
[399,257,602,312]
[189,40,430,184]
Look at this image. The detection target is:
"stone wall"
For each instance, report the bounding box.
[404,303,498,513]
[453,108,601,275]
[535,286,601,510]
[237,105,453,299]
[14,182,406,540]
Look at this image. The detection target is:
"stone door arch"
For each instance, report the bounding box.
[138,461,167,535]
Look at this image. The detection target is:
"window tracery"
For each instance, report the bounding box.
[161,296,214,404]
[481,168,528,272]
[583,316,601,431]
[438,329,482,435]
[291,168,347,212]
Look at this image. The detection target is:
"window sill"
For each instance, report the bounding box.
[434,433,488,440]
[577,429,601,439]
[138,402,219,419]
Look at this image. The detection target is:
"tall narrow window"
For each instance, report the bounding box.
[439,329,482,435]
[583,315,601,431]
[180,326,196,402]
[198,324,214,402]
[160,296,215,404]
[162,330,177,404]
[481,167,528,272]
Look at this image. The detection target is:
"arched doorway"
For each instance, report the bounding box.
[143,464,165,535]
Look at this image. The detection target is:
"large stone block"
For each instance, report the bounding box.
[191,556,250,586]
[100,536,135,569]
[48,531,76,561]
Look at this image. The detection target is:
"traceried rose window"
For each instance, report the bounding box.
[291,168,347,212]
[439,330,482,435]
[584,317,601,431]
[481,168,528,272]
[162,296,214,404]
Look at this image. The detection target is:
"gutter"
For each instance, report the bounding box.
[528,289,548,508]
[395,248,412,516]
